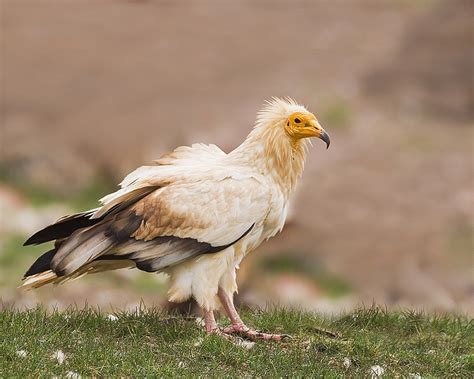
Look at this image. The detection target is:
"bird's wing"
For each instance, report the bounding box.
[128,175,267,245]
[24,143,227,246]
[93,143,227,218]
[153,143,227,166]
[50,167,270,275]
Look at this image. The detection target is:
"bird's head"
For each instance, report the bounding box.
[284,111,330,149]
[236,98,330,194]
[255,97,330,150]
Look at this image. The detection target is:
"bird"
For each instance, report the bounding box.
[22,97,330,341]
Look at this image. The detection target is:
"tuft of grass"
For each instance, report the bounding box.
[0,306,471,377]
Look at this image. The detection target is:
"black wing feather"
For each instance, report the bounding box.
[111,223,255,272]
[23,211,101,246]
[24,249,57,277]
[24,186,158,246]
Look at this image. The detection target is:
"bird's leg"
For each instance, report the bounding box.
[217,287,291,341]
[203,308,219,334]
[202,307,249,345]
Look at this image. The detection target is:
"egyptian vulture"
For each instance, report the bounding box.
[22,98,330,341]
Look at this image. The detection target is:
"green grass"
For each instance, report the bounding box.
[0,306,471,377]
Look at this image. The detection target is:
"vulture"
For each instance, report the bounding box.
[22,98,330,341]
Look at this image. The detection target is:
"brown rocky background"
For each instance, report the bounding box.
[1,0,472,315]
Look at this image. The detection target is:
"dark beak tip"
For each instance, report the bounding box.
[321,131,331,150]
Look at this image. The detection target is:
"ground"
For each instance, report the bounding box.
[1,0,473,314]
[1,307,472,377]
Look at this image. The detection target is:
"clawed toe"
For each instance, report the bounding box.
[203,292,292,345]
[222,325,292,342]
[207,328,253,347]
[278,333,293,342]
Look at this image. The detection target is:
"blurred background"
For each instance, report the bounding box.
[0,0,472,315]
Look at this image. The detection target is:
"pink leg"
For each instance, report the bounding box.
[203,308,219,334]
[202,307,247,344]
[217,287,291,342]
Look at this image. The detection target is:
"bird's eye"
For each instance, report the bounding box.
[294,118,301,124]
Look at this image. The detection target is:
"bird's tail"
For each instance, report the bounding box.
[21,186,158,290]
[20,222,129,289]
[20,257,135,290]
[20,248,59,289]
[20,270,59,290]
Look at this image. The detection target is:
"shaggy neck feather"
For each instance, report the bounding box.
[230,121,307,198]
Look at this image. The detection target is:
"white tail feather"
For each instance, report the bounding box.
[20,270,58,290]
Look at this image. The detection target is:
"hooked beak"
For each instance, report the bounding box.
[309,119,331,149]
[320,130,331,149]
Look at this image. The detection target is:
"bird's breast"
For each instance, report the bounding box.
[263,196,288,240]
[231,188,288,265]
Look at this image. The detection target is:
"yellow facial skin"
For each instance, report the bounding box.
[284,112,331,148]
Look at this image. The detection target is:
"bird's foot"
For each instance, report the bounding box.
[222,324,292,342]
[206,327,255,348]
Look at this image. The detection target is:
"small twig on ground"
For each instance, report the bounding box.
[310,326,341,339]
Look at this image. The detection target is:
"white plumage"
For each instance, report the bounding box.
[22,98,330,340]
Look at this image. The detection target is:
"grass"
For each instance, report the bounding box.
[0,306,471,377]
